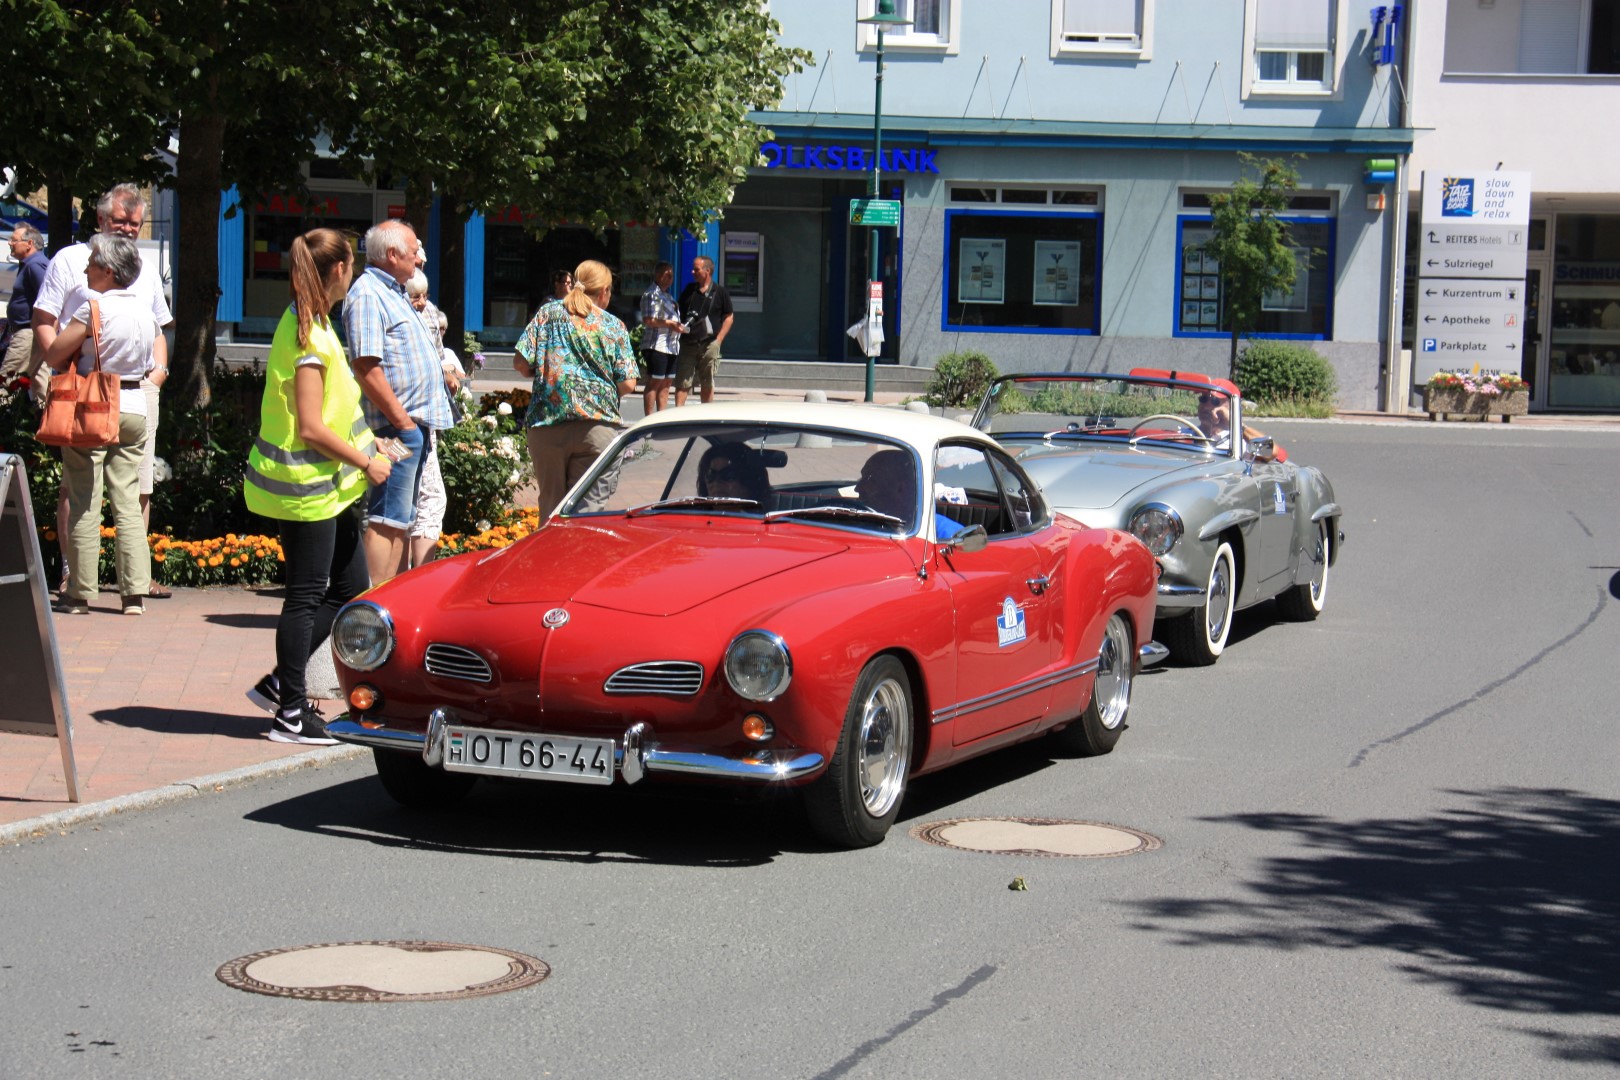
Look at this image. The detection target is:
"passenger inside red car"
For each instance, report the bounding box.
[696,443,770,507]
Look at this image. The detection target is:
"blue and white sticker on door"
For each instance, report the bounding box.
[996,597,1027,647]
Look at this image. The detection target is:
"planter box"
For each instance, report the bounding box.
[1424,387,1529,423]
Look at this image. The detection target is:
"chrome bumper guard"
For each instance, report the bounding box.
[1138,641,1169,667]
[325,711,825,785]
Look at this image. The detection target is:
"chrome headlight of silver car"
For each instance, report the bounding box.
[332,601,395,671]
[724,630,792,701]
[1129,503,1183,556]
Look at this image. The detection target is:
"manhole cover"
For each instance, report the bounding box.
[911,816,1162,858]
[216,941,550,1002]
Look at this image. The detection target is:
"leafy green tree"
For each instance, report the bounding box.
[338,0,807,345]
[1204,153,1306,380]
[0,2,169,249]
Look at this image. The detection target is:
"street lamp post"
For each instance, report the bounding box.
[857,0,910,402]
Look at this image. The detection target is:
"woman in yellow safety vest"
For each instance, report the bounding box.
[244,228,392,745]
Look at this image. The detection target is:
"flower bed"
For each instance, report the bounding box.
[1423,370,1529,423]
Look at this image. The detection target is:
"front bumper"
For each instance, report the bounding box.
[326,710,826,785]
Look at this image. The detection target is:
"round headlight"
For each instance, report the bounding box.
[332,601,395,671]
[724,630,792,702]
[1129,504,1183,557]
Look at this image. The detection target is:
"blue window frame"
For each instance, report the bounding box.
[1174,214,1336,340]
[942,208,1102,336]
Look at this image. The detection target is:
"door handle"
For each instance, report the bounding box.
[1026,575,1050,595]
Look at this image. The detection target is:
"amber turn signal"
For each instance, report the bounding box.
[349,685,379,712]
[742,714,774,742]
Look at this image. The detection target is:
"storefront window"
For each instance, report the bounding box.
[942,210,1101,334]
[240,191,376,339]
[1547,213,1620,410]
[1174,216,1334,339]
[480,218,622,346]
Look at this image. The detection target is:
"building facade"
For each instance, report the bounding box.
[733,0,1414,410]
[1404,0,1620,412]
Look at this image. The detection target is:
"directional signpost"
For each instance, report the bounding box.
[1414,171,1531,386]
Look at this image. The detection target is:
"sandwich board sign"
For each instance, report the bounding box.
[0,454,80,801]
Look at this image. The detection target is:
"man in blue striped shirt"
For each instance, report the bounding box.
[345,220,456,584]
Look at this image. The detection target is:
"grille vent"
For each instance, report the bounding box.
[605,661,704,696]
[424,643,494,683]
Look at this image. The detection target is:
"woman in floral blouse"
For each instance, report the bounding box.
[513,259,638,516]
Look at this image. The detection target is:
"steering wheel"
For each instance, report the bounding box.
[1127,414,1211,446]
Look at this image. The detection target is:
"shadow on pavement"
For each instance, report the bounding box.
[92,706,266,739]
[245,772,820,867]
[1127,787,1620,1066]
[202,612,279,630]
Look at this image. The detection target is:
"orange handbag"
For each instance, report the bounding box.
[35,299,120,448]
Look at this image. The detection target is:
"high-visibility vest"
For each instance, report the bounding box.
[244,307,375,522]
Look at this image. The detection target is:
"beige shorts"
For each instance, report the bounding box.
[676,338,721,393]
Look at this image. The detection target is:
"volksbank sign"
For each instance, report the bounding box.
[760,141,939,175]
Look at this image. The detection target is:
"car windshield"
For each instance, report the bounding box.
[561,422,922,535]
[972,375,1239,456]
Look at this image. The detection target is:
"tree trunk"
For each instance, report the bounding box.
[46,177,75,255]
[438,202,469,353]
[404,174,432,239]
[171,110,227,412]
[1228,329,1239,384]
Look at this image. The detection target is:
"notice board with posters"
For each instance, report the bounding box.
[0,455,80,800]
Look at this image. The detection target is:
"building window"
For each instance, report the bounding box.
[1174,212,1335,339]
[1444,0,1620,74]
[1244,0,1341,96]
[1051,0,1153,58]
[858,0,960,54]
[950,186,1100,206]
[943,209,1102,335]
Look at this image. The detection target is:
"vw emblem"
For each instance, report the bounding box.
[542,608,570,629]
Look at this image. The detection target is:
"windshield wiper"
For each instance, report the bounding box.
[764,505,905,528]
[625,496,762,518]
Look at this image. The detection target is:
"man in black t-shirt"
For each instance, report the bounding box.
[675,255,734,405]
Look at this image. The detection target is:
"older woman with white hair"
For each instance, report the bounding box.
[42,234,162,615]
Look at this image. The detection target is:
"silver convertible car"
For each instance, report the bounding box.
[970,369,1344,665]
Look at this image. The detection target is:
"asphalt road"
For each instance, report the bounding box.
[3,419,1618,1079]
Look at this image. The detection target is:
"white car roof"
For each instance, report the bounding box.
[629,401,989,457]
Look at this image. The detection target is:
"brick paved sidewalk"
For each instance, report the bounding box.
[0,585,353,832]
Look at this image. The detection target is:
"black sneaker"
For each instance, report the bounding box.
[246,672,280,714]
[268,706,338,746]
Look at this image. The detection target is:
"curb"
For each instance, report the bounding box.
[0,745,368,847]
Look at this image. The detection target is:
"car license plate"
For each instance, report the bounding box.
[442,726,614,785]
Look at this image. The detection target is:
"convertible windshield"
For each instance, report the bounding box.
[562,422,922,535]
[973,375,1239,455]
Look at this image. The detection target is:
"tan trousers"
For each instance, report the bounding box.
[525,421,620,518]
[62,411,151,602]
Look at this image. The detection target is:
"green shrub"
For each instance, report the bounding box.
[436,413,532,536]
[1236,341,1337,405]
[926,351,999,408]
[154,360,265,541]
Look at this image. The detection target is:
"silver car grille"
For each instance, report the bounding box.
[604,661,704,696]
[424,643,494,683]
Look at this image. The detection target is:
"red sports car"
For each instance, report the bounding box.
[326,402,1162,847]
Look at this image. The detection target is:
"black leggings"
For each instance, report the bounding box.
[276,504,368,711]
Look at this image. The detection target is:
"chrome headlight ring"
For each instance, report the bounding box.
[332,600,396,672]
[1128,502,1184,557]
[724,629,793,702]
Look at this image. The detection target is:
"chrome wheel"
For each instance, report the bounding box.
[1093,614,1133,731]
[857,673,912,818]
[1205,545,1233,648]
[1278,521,1331,622]
[805,655,915,847]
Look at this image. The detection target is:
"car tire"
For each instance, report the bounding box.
[372,747,477,809]
[1053,612,1132,757]
[1162,541,1236,666]
[805,654,913,848]
[1276,520,1331,622]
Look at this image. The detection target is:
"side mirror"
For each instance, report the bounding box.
[1247,436,1276,463]
[941,524,988,553]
